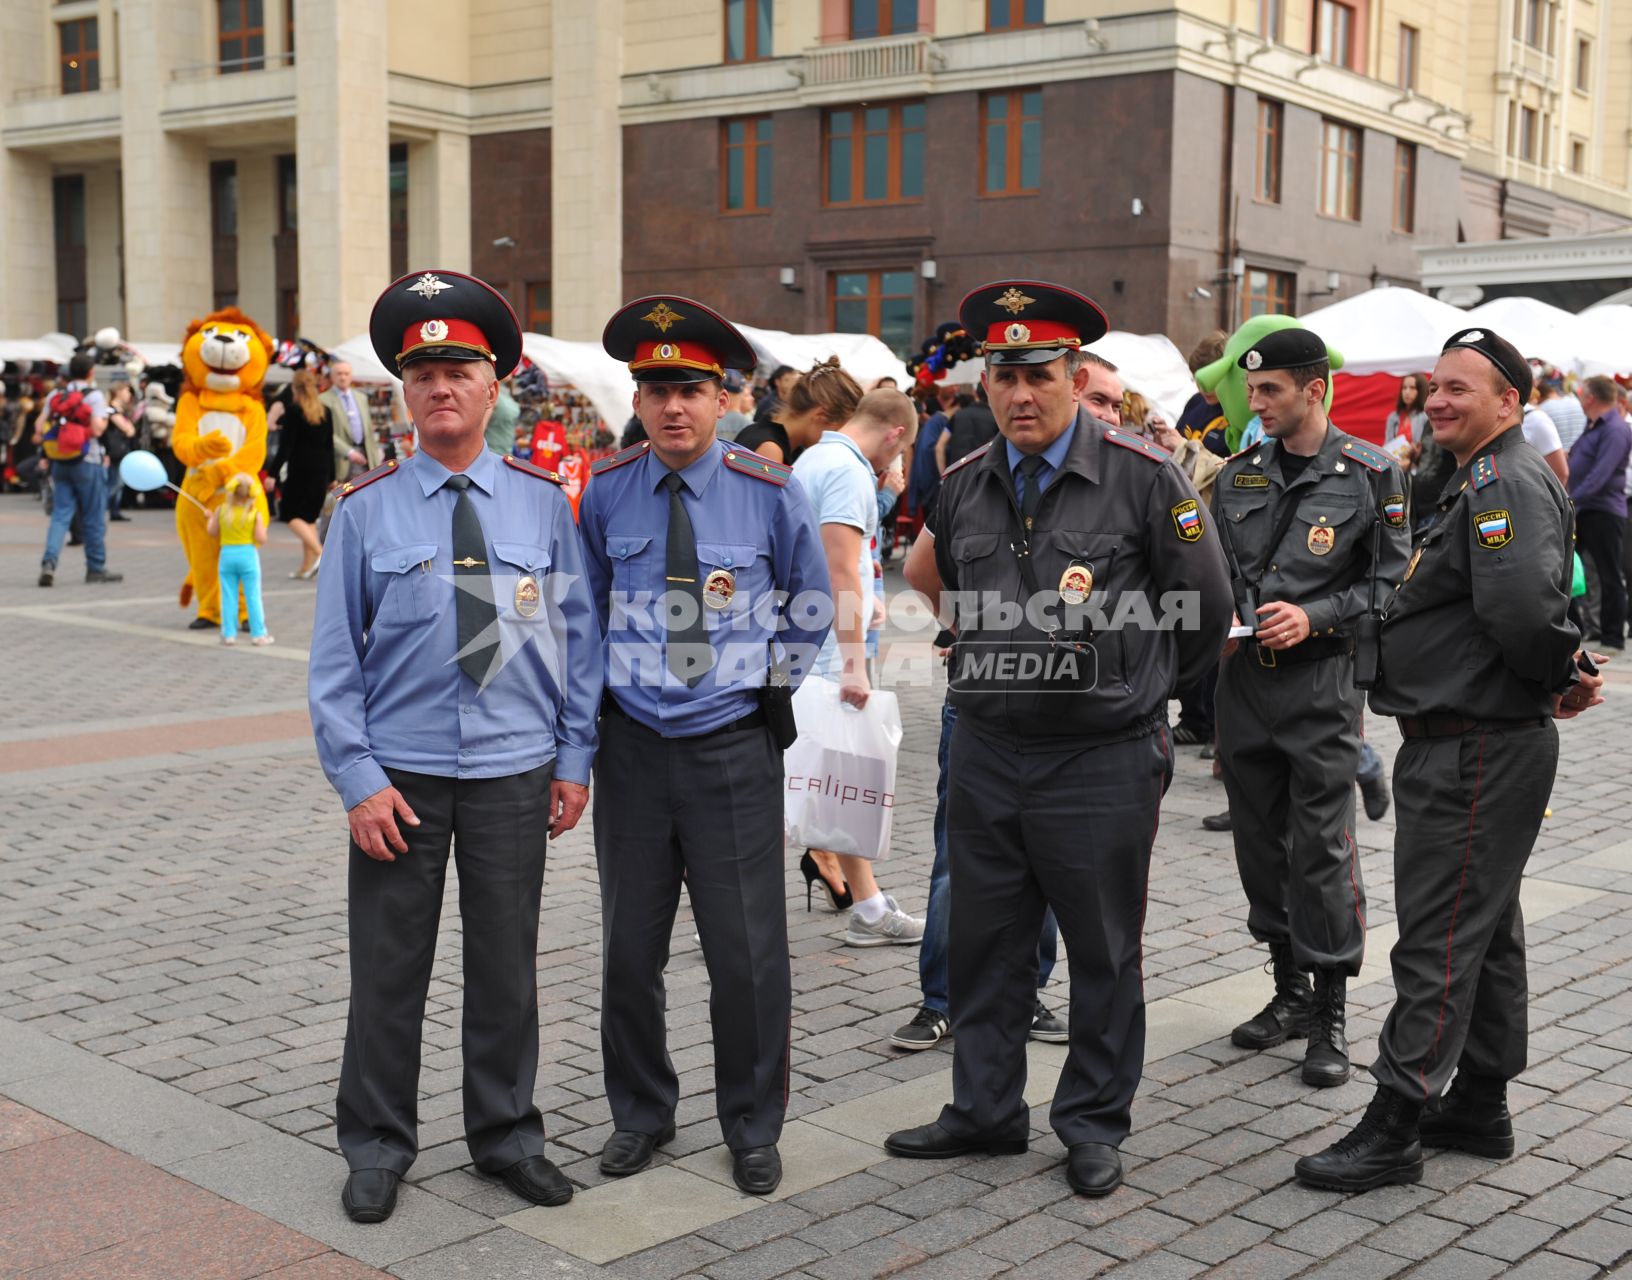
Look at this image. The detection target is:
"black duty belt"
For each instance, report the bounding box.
[1244,634,1354,670]
[1397,715,1548,739]
[602,695,767,741]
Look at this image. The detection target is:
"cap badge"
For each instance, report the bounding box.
[642,302,685,333]
[1462,330,1484,343]
[996,288,1036,315]
[1245,350,1263,371]
[420,319,449,342]
[1004,322,1031,344]
[656,342,678,360]
[408,272,452,300]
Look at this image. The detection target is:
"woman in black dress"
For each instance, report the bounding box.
[271,368,334,578]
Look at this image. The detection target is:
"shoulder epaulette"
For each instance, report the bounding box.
[503,454,562,484]
[722,447,792,486]
[336,458,398,498]
[940,440,992,480]
[1228,440,1260,463]
[591,440,651,476]
[1340,438,1390,473]
[1471,454,1501,490]
[1104,427,1170,464]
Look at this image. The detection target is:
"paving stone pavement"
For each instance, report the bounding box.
[3,498,1632,1278]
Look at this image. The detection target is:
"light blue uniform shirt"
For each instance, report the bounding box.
[792,431,876,680]
[1004,419,1077,506]
[577,438,832,737]
[309,447,602,810]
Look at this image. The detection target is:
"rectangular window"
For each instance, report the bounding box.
[277,153,298,233]
[526,283,552,335]
[831,269,916,358]
[1516,0,1545,48]
[388,143,408,280]
[1513,104,1538,162]
[1243,267,1295,318]
[218,0,265,73]
[1318,118,1361,220]
[849,0,918,39]
[1257,0,1281,41]
[1315,0,1355,68]
[1398,24,1418,90]
[980,90,1042,196]
[722,115,774,212]
[1570,138,1585,174]
[987,0,1044,32]
[1575,35,1591,92]
[1254,98,1283,203]
[286,0,294,55]
[58,19,99,94]
[724,0,772,63]
[53,175,87,337]
[1392,141,1416,233]
[824,101,925,206]
[211,161,239,311]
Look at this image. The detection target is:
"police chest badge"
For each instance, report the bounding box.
[1171,499,1204,542]
[703,568,736,609]
[1474,509,1514,550]
[514,574,541,617]
[1382,494,1406,528]
[1058,562,1094,606]
[1307,525,1336,556]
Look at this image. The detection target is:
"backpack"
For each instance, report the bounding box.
[43,389,92,461]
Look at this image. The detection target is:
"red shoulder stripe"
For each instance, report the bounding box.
[503,455,563,484]
[722,447,791,486]
[1104,427,1169,464]
[940,440,992,480]
[336,459,398,498]
[591,440,651,476]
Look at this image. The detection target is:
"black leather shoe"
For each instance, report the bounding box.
[1359,772,1391,821]
[1420,1073,1514,1159]
[1302,969,1351,1088]
[499,1155,573,1206]
[600,1123,677,1176]
[1065,1142,1123,1196]
[884,1122,1028,1159]
[37,566,54,588]
[732,1145,782,1195]
[85,569,123,584]
[1295,1087,1423,1191]
[188,616,217,630]
[341,1168,400,1223]
[1201,810,1232,832]
[1231,942,1312,1050]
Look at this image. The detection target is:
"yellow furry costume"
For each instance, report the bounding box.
[171,309,274,626]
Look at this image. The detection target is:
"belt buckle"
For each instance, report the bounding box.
[1256,643,1277,669]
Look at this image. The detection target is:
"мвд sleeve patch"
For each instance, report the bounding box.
[1474,508,1513,549]
[1172,498,1205,542]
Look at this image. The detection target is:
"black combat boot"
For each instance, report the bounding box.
[1302,969,1351,1088]
[1295,1086,1423,1191]
[1231,942,1312,1049]
[1420,1071,1514,1159]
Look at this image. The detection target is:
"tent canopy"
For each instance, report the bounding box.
[1463,297,1629,377]
[942,332,1197,428]
[1299,287,1469,377]
[734,324,911,390]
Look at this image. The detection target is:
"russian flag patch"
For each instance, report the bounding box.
[1171,499,1204,542]
[1474,508,1513,549]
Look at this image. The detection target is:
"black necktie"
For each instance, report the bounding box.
[1017,455,1048,527]
[663,471,712,687]
[445,474,499,686]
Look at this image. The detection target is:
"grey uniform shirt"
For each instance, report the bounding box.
[1370,425,1579,720]
[1213,427,1411,637]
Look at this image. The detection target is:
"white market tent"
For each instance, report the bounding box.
[1299,287,1470,376]
[1579,303,1632,375]
[1462,296,1630,377]
[735,324,911,390]
[943,332,1198,428]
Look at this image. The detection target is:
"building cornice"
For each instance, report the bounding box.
[1419,230,1632,287]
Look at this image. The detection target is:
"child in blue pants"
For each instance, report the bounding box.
[207,473,273,646]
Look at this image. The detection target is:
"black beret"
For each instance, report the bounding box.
[1441,327,1533,403]
[1237,327,1328,372]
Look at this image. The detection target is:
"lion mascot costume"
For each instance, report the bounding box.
[171,308,275,628]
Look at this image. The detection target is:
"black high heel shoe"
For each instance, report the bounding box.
[800,850,853,912]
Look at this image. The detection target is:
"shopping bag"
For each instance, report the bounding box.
[783,676,903,859]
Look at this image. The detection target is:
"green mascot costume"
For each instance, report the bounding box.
[1195,315,1344,453]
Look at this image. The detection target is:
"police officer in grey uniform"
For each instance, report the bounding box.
[1214,327,1409,1089]
[1297,328,1605,1192]
[884,281,1233,1197]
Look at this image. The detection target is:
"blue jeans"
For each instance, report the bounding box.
[217,544,267,639]
[42,459,107,573]
[921,700,1058,1014]
[1358,739,1382,784]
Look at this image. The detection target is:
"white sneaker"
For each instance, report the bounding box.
[844,896,925,948]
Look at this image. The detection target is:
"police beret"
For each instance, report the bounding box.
[602,296,757,385]
[1237,327,1328,372]
[369,270,522,379]
[1442,327,1533,403]
[959,280,1109,366]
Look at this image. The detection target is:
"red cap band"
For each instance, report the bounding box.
[398,316,494,366]
[982,318,1082,350]
[628,338,724,376]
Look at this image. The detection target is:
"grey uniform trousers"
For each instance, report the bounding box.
[1373,719,1557,1101]
[1216,649,1367,975]
[337,763,554,1175]
[939,717,1172,1148]
[594,707,790,1151]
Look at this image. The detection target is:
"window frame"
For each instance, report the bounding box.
[1317,117,1362,221]
[526,282,552,335]
[1512,104,1539,163]
[848,0,919,39]
[1243,267,1296,319]
[57,18,99,95]
[1313,0,1356,69]
[1254,97,1283,204]
[1257,0,1282,41]
[1574,34,1591,93]
[724,0,772,64]
[1569,138,1586,175]
[217,0,266,73]
[979,88,1043,198]
[1397,23,1418,91]
[1392,141,1416,234]
[822,100,926,208]
[720,114,774,214]
[986,0,1044,33]
[828,268,917,358]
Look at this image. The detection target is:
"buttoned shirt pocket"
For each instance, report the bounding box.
[1293,499,1362,569]
[491,541,553,623]
[695,541,758,626]
[606,533,654,597]
[370,542,439,628]
[1219,492,1272,567]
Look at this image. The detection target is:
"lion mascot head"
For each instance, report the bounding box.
[180,307,275,400]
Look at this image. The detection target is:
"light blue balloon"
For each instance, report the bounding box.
[119,449,171,492]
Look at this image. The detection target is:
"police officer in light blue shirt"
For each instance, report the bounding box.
[579,295,829,1196]
[309,269,601,1225]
